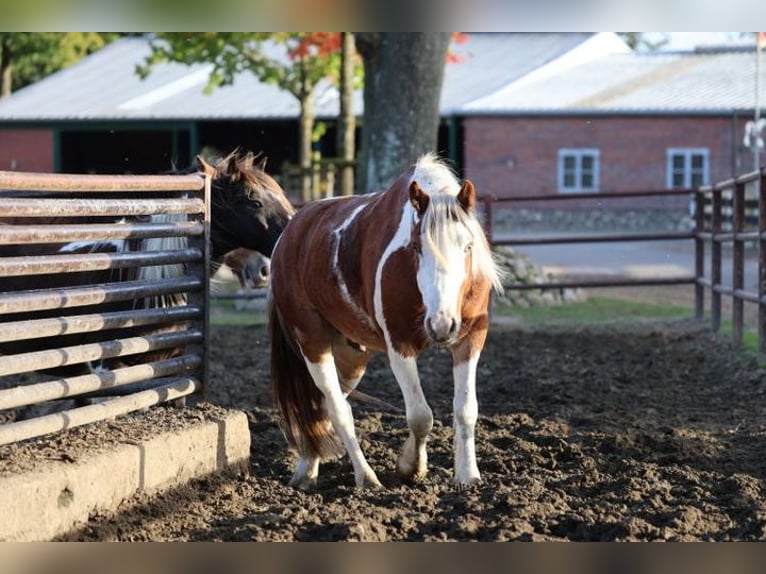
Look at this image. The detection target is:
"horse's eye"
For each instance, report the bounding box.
[413,243,422,255]
[252,199,263,208]
[465,243,473,253]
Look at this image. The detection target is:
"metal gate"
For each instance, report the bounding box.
[0,170,210,446]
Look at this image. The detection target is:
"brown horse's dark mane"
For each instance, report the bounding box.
[213,150,295,215]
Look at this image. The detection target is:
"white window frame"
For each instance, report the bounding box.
[557,148,600,193]
[666,148,710,189]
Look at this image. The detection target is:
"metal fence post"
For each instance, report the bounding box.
[694,189,705,320]
[759,170,766,355]
[733,181,746,346]
[711,188,723,332]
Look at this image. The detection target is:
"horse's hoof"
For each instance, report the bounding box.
[289,475,317,491]
[455,476,481,491]
[355,473,384,490]
[396,463,428,483]
[396,452,428,482]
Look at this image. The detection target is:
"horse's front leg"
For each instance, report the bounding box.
[389,353,433,481]
[451,351,482,487]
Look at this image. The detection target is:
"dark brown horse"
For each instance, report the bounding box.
[269,153,502,490]
[0,150,294,376]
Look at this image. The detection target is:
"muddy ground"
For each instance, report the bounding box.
[4,318,766,541]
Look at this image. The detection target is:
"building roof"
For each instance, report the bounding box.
[440,32,608,112]
[0,33,618,122]
[461,47,766,115]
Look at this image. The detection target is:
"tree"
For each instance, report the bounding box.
[139,32,346,202]
[354,33,452,194]
[618,33,669,51]
[336,32,356,196]
[0,33,116,98]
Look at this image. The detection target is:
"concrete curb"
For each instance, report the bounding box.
[0,409,251,542]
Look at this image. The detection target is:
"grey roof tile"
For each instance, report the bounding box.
[0,33,599,121]
[462,49,766,114]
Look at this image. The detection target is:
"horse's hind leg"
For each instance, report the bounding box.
[389,353,433,482]
[304,354,382,489]
[332,334,370,396]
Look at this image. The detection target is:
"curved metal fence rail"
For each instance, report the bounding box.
[482,168,766,354]
[0,170,210,446]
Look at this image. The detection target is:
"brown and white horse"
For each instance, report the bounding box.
[269,153,503,489]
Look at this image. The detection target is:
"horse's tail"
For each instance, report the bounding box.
[268,300,341,461]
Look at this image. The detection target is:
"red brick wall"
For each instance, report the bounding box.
[0,130,54,172]
[463,115,749,200]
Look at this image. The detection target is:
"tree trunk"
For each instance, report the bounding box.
[337,32,356,196]
[1,37,12,99]
[355,33,451,194]
[298,58,315,203]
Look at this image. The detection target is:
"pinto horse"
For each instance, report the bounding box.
[269,153,503,489]
[0,150,293,376]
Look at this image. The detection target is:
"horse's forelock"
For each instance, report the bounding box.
[420,194,504,293]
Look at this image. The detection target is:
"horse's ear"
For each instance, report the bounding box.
[457,180,476,212]
[196,155,218,178]
[256,155,268,171]
[409,181,430,215]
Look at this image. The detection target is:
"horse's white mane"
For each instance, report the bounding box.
[409,153,461,196]
[410,153,504,293]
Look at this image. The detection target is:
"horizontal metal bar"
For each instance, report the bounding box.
[0,276,201,315]
[482,188,694,203]
[696,278,759,303]
[0,329,203,376]
[0,377,199,446]
[0,221,204,245]
[736,170,763,185]
[0,198,204,218]
[494,231,695,246]
[713,179,736,191]
[211,289,268,300]
[695,231,761,242]
[0,354,202,410]
[734,289,760,303]
[713,284,733,296]
[0,306,202,343]
[504,276,697,290]
[0,170,203,193]
[0,248,202,277]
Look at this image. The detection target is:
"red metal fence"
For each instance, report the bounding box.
[0,170,210,446]
[487,167,766,354]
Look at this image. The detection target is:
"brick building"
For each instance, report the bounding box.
[0,33,763,206]
[0,33,624,181]
[457,48,766,204]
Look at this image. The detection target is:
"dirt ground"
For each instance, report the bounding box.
[2,312,760,541]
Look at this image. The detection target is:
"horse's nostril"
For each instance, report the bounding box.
[260,265,270,279]
[449,319,458,335]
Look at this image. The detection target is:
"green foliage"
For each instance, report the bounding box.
[0,33,118,94]
[137,33,345,101]
[618,33,670,51]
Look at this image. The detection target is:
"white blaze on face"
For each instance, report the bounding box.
[417,202,473,343]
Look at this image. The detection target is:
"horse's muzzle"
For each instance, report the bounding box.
[425,314,460,345]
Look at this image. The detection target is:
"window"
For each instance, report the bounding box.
[557,149,600,193]
[666,148,709,189]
